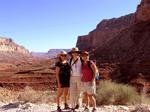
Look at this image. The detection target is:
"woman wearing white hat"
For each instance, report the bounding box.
[55,50,71,112]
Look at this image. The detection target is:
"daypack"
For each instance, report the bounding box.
[69,57,100,80]
[86,61,100,81]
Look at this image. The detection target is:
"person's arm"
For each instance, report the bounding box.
[91,61,97,82]
[55,66,61,88]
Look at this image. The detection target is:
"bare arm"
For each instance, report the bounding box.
[91,62,97,82]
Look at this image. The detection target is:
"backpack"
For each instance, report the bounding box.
[69,57,100,80]
[86,61,100,81]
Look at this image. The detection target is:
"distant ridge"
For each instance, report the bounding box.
[0,37,29,54]
[31,49,70,59]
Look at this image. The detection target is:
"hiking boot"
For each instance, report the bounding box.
[83,107,90,112]
[64,103,70,109]
[74,104,79,109]
[92,108,97,112]
[57,106,62,112]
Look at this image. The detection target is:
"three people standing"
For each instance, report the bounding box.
[55,48,97,112]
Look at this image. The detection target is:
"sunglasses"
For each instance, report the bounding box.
[71,51,79,54]
[82,54,88,57]
[60,55,67,57]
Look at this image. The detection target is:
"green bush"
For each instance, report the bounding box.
[96,80,149,105]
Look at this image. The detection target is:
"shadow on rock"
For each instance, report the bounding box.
[0,102,20,110]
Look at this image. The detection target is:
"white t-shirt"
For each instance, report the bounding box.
[71,57,82,76]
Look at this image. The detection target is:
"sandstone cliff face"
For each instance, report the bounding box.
[94,0,150,95]
[91,0,150,63]
[0,37,29,54]
[136,0,150,22]
[93,22,150,62]
[0,37,34,66]
[76,14,135,51]
[76,0,150,95]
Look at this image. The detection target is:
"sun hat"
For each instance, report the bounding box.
[59,50,67,55]
[69,47,81,54]
[81,51,89,56]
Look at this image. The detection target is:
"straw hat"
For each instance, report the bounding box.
[59,50,67,55]
[81,51,89,55]
[69,47,81,54]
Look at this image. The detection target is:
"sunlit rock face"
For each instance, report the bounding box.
[0,37,29,54]
[136,0,150,22]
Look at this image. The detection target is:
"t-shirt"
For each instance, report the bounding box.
[70,57,82,76]
[55,61,71,83]
[81,61,94,82]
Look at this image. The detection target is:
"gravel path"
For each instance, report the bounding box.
[0,102,150,112]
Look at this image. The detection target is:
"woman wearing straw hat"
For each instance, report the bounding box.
[69,47,82,111]
[55,50,71,112]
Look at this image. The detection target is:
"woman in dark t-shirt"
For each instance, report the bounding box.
[55,51,71,111]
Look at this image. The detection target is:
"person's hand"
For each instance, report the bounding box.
[91,80,95,86]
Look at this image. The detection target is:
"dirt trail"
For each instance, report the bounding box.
[0,102,150,112]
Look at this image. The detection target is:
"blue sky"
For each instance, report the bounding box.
[0,0,140,52]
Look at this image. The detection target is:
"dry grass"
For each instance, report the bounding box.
[96,80,150,105]
[0,87,19,103]
[0,86,56,104]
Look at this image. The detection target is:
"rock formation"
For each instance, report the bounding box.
[76,14,135,51]
[0,37,29,54]
[31,49,70,59]
[0,37,56,91]
[135,0,150,22]
[0,37,36,67]
[76,0,150,95]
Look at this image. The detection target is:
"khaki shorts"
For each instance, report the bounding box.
[70,76,82,108]
[82,82,96,95]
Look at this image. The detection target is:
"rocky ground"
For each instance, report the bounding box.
[0,102,150,112]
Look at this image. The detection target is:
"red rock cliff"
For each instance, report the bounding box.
[76,14,135,51]
[136,0,150,22]
[76,0,150,95]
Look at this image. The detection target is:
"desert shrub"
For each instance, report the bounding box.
[96,80,150,105]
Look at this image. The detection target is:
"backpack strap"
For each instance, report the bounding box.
[69,58,72,66]
[70,57,80,66]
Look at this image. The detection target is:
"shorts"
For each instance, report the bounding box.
[81,82,96,95]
